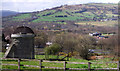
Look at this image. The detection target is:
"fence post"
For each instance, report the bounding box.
[18,59,21,70]
[64,61,66,71]
[88,62,91,71]
[39,60,42,70]
[118,61,120,71]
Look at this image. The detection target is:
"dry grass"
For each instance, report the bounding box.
[76,21,118,27]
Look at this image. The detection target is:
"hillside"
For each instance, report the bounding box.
[2,3,118,24]
[1,10,19,17]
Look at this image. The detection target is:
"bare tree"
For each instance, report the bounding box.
[75,35,96,60]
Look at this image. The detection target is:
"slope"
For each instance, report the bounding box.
[2,3,118,24]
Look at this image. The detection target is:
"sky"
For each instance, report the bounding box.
[1,0,120,12]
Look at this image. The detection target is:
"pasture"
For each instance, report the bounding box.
[1,54,118,70]
[76,21,118,27]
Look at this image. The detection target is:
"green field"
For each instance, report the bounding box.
[32,16,84,23]
[1,55,118,70]
[12,14,31,21]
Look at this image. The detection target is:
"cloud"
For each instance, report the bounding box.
[2,0,119,12]
[3,0,59,2]
[2,2,62,12]
[2,0,119,3]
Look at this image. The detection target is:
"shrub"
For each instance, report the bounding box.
[44,43,61,55]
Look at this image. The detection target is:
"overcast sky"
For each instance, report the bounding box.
[1,0,120,12]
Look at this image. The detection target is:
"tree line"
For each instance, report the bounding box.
[35,32,119,60]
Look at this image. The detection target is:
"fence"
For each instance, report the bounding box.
[1,58,120,71]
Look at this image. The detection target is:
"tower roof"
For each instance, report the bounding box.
[13,26,34,34]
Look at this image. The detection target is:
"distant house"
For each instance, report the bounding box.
[89,49,110,55]
[100,19,108,22]
[46,42,52,46]
[98,36,109,39]
[89,32,109,39]
[89,32,101,36]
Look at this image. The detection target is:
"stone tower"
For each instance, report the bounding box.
[4,26,35,59]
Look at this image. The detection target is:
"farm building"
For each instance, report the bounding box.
[4,26,35,59]
[89,32,102,36]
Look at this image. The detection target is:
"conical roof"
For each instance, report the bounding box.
[13,26,34,34]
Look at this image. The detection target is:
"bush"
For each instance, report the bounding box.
[45,43,61,55]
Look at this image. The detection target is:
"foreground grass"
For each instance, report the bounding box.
[1,55,118,70]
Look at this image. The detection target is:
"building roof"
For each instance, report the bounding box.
[13,26,34,34]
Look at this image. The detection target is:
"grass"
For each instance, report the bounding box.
[2,65,38,70]
[57,22,67,24]
[106,14,118,17]
[51,11,68,16]
[10,8,118,24]
[1,55,118,70]
[76,21,118,27]
[102,33,114,36]
[82,12,96,19]
[32,16,85,23]
[12,14,31,21]
[3,3,118,25]
[36,10,56,17]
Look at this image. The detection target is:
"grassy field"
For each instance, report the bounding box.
[1,54,118,70]
[76,21,118,27]
[32,16,84,23]
[12,14,31,21]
